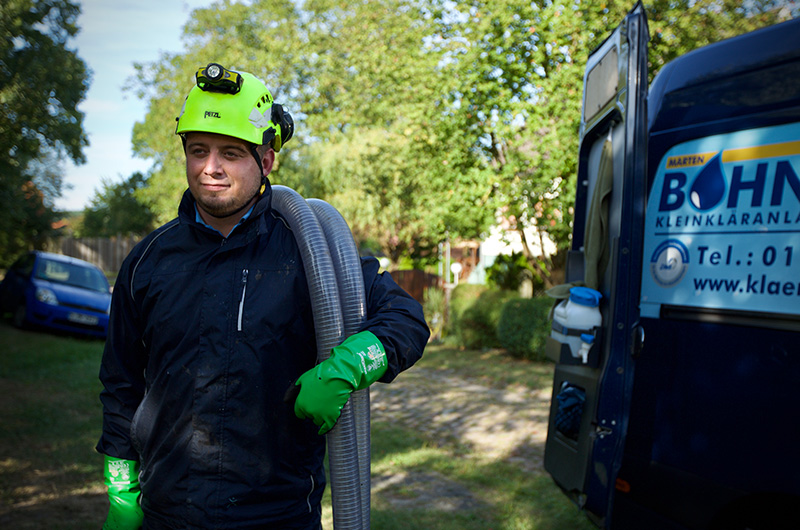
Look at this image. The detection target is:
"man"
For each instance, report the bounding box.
[97,63,429,530]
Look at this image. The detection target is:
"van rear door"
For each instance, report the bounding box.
[614,15,800,530]
[543,3,649,526]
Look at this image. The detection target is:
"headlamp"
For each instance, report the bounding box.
[195,63,243,94]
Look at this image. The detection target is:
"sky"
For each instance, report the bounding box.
[56,0,213,212]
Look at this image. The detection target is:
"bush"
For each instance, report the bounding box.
[497,297,555,361]
[423,287,446,341]
[447,284,486,324]
[447,284,519,350]
[445,284,486,346]
[486,251,534,291]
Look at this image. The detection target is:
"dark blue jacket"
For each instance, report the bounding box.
[97,186,428,529]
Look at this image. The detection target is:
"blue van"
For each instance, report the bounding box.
[544,5,800,529]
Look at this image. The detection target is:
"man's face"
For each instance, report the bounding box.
[184,132,270,219]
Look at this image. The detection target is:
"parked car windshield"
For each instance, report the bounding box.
[34,258,109,293]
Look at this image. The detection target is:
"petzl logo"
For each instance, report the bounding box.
[204,111,221,119]
[650,239,689,287]
[658,140,800,213]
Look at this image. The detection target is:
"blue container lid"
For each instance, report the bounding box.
[569,286,602,307]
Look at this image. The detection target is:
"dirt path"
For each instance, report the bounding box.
[367,362,555,512]
[371,364,553,472]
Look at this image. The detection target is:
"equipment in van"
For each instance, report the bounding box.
[550,286,602,362]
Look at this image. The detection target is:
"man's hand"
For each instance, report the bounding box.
[293,331,387,434]
[102,455,143,530]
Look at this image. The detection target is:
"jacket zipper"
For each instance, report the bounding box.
[237,269,248,331]
[306,474,315,513]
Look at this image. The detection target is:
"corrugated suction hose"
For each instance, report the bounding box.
[272,186,371,530]
[308,199,371,527]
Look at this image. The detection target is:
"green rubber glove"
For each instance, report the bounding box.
[294,330,387,434]
[102,455,143,530]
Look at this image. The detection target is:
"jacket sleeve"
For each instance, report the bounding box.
[96,254,148,461]
[359,257,429,382]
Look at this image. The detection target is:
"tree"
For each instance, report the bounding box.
[440,0,791,287]
[128,0,794,272]
[0,0,90,267]
[291,0,499,265]
[131,0,498,266]
[437,0,602,286]
[79,172,155,237]
[646,0,796,79]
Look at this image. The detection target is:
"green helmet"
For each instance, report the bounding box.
[175,63,294,151]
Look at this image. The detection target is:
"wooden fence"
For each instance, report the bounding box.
[44,236,142,274]
[390,269,440,304]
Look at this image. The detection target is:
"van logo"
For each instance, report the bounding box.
[641,124,800,321]
[204,111,221,119]
[658,141,800,213]
[649,239,689,287]
[688,154,727,210]
[665,152,717,169]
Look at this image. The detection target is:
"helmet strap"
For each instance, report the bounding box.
[250,144,267,187]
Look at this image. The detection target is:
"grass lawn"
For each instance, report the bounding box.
[0,320,107,529]
[0,320,592,529]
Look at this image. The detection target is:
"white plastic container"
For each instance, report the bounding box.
[551,286,602,359]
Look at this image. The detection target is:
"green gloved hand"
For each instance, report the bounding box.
[294,330,387,435]
[102,455,143,530]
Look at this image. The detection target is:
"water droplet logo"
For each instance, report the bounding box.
[650,239,690,287]
[689,154,726,211]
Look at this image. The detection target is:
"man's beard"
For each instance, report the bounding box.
[195,183,261,219]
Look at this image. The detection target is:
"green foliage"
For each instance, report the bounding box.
[422,287,446,341]
[440,0,606,286]
[78,172,155,237]
[447,284,519,350]
[485,251,541,292]
[645,0,793,81]
[126,0,793,268]
[446,284,486,332]
[447,286,554,360]
[497,297,554,362]
[0,0,89,267]
[439,0,790,286]
[130,0,498,265]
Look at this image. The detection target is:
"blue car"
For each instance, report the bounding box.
[0,251,111,339]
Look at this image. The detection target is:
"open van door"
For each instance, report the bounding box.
[612,14,800,530]
[543,3,649,526]
[547,4,800,529]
